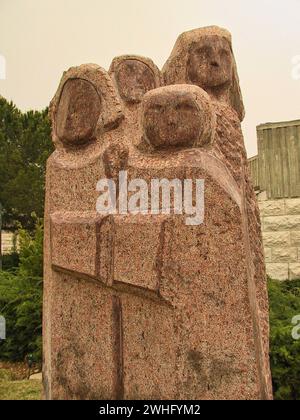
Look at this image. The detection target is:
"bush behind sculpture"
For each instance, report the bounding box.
[268,278,300,400]
[0,220,43,362]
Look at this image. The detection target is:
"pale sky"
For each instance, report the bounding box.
[0,0,300,157]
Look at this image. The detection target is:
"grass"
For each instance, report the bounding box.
[0,369,42,400]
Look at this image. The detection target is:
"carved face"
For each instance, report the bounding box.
[56,79,101,145]
[187,35,233,89]
[143,91,203,149]
[115,59,156,103]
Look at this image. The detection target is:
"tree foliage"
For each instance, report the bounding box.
[268,278,300,400]
[0,97,53,230]
[0,221,43,362]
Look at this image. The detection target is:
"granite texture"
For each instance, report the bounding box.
[162,26,272,399]
[43,27,272,400]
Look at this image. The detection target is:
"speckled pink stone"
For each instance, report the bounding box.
[43,29,272,400]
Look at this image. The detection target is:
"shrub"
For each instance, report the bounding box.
[0,220,43,362]
[268,278,300,400]
[1,253,19,271]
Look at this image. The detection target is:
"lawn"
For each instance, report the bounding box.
[0,369,42,400]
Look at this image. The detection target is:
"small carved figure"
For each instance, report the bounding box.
[141,85,215,150]
[109,55,161,105]
[50,64,124,150]
[162,26,244,121]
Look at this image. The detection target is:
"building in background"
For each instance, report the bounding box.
[1,231,14,255]
[249,119,300,281]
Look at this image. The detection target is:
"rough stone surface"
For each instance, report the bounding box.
[141,85,215,150]
[263,231,290,248]
[266,263,289,282]
[43,27,272,400]
[264,215,300,232]
[259,200,285,217]
[291,231,300,247]
[163,26,272,399]
[290,263,300,280]
[109,55,162,154]
[285,199,300,215]
[271,248,298,263]
[162,26,245,122]
[44,64,126,401]
[264,248,272,263]
[109,55,161,105]
[258,197,300,280]
[56,78,102,145]
[257,191,268,202]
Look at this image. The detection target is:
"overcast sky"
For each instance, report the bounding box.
[0,0,300,157]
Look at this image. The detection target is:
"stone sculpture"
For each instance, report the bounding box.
[109,55,161,150]
[162,27,273,399]
[44,64,126,400]
[43,27,273,400]
[109,55,161,105]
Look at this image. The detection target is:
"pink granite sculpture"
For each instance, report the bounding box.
[162,26,273,399]
[43,27,272,400]
[44,64,126,400]
[109,55,161,150]
[109,55,161,106]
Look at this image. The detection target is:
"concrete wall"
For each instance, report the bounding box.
[258,193,300,281]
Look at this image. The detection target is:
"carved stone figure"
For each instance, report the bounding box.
[43,64,126,400]
[142,85,214,150]
[43,27,272,400]
[109,56,161,150]
[112,84,269,399]
[110,55,161,105]
[162,26,244,121]
[163,26,273,399]
[55,79,101,146]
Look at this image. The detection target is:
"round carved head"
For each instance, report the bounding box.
[50,64,123,148]
[109,56,161,104]
[56,79,101,145]
[162,26,245,122]
[142,85,215,150]
[187,35,233,89]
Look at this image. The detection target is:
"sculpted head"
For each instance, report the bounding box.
[162,26,245,121]
[56,79,101,145]
[187,35,233,89]
[142,85,215,150]
[109,56,161,104]
[51,64,123,148]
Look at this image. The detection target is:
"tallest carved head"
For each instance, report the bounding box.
[162,26,245,121]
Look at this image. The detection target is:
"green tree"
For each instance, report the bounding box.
[269,278,300,400]
[0,97,53,230]
[0,220,43,362]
